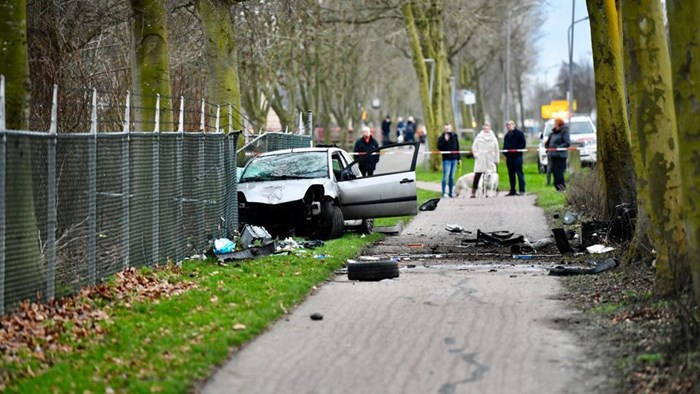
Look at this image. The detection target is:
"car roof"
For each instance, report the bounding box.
[544,115,593,124]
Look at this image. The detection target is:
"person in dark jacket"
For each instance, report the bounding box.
[354,125,380,176]
[437,123,461,197]
[545,118,570,191]
[503,120,527,195]
[404,116,416,142]
[380,115,392,146]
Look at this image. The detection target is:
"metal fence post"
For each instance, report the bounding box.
[0,75,6,314]
[88,88,97,285]
[152,94,160,263]
[46,85,58,299]
[176,97,184,262]
[228,104,233,134]
[227,132,239,234]
[307,111,313,146]
[215,105,225,237]
[198,131,205,248]
[200,98,206,132]
[122,92,130,269]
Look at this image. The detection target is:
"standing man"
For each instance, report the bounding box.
[380,115,392,145]
[354,125,380,176]
[503,120,527,195]
[437,123,461,198]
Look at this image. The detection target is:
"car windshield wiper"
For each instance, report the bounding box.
[240,175,316,183]
[267,175,316,180]
[239,176,270,183]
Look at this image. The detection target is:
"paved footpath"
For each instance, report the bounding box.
[201,184,610,394]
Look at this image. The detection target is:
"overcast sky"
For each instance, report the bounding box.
[536,0,593,87]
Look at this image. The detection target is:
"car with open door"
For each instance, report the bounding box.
[237,142,420,239]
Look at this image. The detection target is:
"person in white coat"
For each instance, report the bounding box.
[470,121,500,198]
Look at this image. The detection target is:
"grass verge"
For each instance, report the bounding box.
[3,233,379,393]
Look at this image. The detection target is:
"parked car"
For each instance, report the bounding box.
[237,143,420,240]
[538,115,597,173]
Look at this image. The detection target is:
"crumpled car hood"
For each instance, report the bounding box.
[239,178,337,204]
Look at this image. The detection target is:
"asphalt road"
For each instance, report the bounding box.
[201,182,608,394]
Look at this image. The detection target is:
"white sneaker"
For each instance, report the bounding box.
[442,193,450,198]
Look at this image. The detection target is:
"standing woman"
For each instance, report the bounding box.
[545,118,570,191]
[437,124,461,197]
[470,121,500,198]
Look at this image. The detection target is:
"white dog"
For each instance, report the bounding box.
[454,171,499,198]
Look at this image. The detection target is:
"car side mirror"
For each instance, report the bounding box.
[340,168,356,181]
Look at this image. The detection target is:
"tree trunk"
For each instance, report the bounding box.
[402,0,453,171]
[586,0,637,216]
[667,0,700,315]
[130,0,173,130]
[622,1,688,294]
[195,0,243,131]
[0,0,43,309]
[129,0,173,266]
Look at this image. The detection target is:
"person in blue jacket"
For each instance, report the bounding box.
[503,120,527,195]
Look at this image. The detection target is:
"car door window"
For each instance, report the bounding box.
[341,142,419,181]
[331,153,344,181]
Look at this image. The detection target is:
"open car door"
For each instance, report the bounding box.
[337,142,420,220]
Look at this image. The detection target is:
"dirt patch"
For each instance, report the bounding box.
[560,258,699,393]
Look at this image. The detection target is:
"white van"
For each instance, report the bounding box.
[538,115,597,173]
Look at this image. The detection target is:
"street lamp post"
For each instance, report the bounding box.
[423,58,435,103]
[568,0,589,121]
[505,4,511,128]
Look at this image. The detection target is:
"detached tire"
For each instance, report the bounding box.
[348,260,399,281]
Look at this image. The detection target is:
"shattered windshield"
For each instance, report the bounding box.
[240,151,329,182]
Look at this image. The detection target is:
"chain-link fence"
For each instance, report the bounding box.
[0,84,246,314]
[1,129,240,315]
[0,79,315,315]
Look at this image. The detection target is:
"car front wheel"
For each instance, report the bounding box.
[316,201,345,240]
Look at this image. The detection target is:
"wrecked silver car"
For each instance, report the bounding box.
[237,143,420,239]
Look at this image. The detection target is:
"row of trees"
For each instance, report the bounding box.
[587,0,699,320]
[3,0,545,152]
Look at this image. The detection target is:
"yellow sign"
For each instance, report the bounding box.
[541,105,552,119]
[540,99,578,120]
